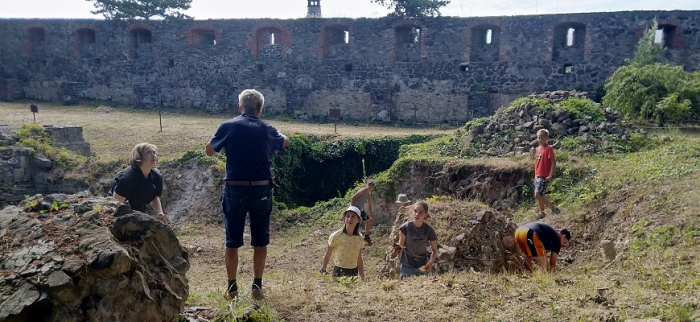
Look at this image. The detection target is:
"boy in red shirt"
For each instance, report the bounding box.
[534,129,561,219]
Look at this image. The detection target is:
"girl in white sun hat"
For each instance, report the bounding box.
[320,206,365,280]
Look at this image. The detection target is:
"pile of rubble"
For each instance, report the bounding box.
[461,91,637,156]
[383,201,521,277]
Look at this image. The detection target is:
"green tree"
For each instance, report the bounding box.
[628,19,666,66]
[87,0,192,20]
[603,64,700,126]
[602,20,700,126]
[371,0,451,17]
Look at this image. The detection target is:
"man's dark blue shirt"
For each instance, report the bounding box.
[210,114,285,181]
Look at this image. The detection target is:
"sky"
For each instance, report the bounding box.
[0,0,698,20]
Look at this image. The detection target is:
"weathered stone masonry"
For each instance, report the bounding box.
[0,11,698,123]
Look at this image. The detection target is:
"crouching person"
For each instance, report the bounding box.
[514,222,571,273]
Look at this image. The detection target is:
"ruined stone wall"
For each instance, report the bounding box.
[0,126,91,207]
[0,11,698,123]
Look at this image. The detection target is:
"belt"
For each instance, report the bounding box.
[226,180,270,186]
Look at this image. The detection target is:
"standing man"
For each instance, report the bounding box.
[205,89,290,300]
[350,179,375,245]
[514,222,571,273]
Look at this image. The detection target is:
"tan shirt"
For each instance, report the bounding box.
[328,229,364,269]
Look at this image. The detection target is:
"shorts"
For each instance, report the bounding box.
[332,266,359,278]
[360,209,370,221]
[514,226,546,257]
[535,176,549,195]
[399,264,424,279]
[222,184,273,249]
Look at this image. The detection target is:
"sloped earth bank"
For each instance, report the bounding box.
[159,160,222,224]
[370,158,531,226]
[0,193,189,322]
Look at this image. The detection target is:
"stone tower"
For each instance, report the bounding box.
[307,0,321,18]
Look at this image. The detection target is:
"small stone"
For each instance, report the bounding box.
[196,247,203,253]
[600,240,616,261]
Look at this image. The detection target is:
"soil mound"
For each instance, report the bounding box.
[383,200,520,277]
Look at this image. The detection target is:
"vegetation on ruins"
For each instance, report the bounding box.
[86,0,193,20]
[13,124,86,168]
[370,0,451,17]
[603,20,700,126]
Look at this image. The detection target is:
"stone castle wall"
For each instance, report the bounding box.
[0,11,698,123]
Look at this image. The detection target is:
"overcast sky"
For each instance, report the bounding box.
[1,0,698,19]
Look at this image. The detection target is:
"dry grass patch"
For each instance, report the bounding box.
[0,102,453,162]
[176,172,700,321]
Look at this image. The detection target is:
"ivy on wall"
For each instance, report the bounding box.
[271,134,438,207]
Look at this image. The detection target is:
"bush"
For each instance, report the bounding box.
[506,97,554,112]
[602,64,700,125]
[559,97,605,122]
[603,20,700,126]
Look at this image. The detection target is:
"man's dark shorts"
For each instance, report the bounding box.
[222,185,273,249]
[360,209,370,221]
[535,176,550,195]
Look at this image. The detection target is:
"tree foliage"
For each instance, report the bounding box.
[628,20,666,66]
[87,0,192,20]
[603,20,700,126]
[371,0,451,17]
[603,64,700,125]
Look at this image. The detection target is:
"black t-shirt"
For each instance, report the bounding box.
[209,114,285,181]
[112,166,163,212]
[525,222,562,254]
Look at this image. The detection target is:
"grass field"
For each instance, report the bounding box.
[3,101,699,321]
[178,131,700,322]
[0,102,454,162]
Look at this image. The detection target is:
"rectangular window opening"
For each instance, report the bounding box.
[270,33,275,45]
[564,64,573,74]
[654,29,664,44]
[344,30,350,44]
[344,63,353,72]
[459,65,468,72]
[257,64,264,72]
[486,29,492,45]
[567,28,575,47]
[412,27,421,43]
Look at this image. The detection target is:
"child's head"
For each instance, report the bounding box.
[559,229,572,246]
[412,201,429,222]
[343,206,362,235]
[366,179,375,191]
[536,129,549,146]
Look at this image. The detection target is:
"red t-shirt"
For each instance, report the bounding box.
[535,145,555,177]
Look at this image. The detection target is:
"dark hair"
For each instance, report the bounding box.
[415,201,428,213]
[560,229,571,241]
[342,211,361,236]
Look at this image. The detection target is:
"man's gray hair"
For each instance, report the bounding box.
[238,89,265,114]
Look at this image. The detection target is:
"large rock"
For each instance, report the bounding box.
[0,193,189,322]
